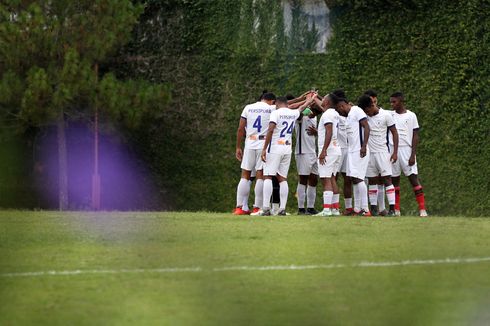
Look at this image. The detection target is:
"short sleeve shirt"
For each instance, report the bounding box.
[346,106,368,153]
[317,108,341,156]
[389,110,419,147]
[241,101,274,150]
[268,108,301,155]
[367,108,395,153]
[294,115,317,154]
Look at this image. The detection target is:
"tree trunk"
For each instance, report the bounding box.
[57,109,68,210]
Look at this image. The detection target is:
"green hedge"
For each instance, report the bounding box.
[118,0,489,215]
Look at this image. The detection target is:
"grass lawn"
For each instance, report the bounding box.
[1,211,490,325]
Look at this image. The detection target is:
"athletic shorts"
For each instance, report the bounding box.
[392,146,418,177]
[366,152,393,178]
[340,147,348,174]
[241,148,263,172]
[347,150,370,180]
[318,154,341,178]
[295,153,318,176]
[264,153,292,178]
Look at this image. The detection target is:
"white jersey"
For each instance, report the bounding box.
[268,108,300,155]
[318,108,341,156]
[294,115,317,154]
[337,115,348,149]
[389,109,419,147]
[346,105,369,153]
[367,108,395,153]
[241,101,274,150]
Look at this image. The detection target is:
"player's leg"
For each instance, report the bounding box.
[271,176,280,215]
[383,175,396,216]
[297,174,308,214]
[275,154,292,215]
[391,152,402,216]
[306,173,319,215]
[377,176,387,216]
[234,152,253,214]
[408,174,427,217]
[340,148,353,215]
[349,151,370,216]
[366,154,379,216]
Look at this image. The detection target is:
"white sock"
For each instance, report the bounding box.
[386,184,396,205]
[306,185,316,208]
[262,179,273,210]
[357,182,369,210]
[332,193,340,208]
[253,179,264,209]
[368,185,378,205]
[323,191,333,209]
[345,198,353,209]
[378,184,386,211]
[279,181,289,210]
[353,184,361,212]
[297,184,306,209]
[236,178,250,207]
[242,180,252,211]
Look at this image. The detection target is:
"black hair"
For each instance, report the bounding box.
[258,90,268,101]
[390,91,404,99]
[285,94,295,101]
[329,93,348,106]
[332,89,347,100]
[358,94,373,111]
[364,89,377,98]
[275,96,288,105]
[262,92,276,101]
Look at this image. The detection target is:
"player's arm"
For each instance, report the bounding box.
[409,129,419,166]
[261,122,276,162]
[360,118,370,158]
[236,117,246,161]
[388,125,399,163]
[288,99,307,109]
[296,96,315,119]
[319,123,332,165]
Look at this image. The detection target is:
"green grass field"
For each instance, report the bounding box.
[1,211,490,325]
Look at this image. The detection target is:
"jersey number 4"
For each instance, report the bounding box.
[253,116,262,132]
[280,121,294,137]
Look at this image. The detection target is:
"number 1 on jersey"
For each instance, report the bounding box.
[253,116,262,132]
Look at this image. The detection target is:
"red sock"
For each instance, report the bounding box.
[394,187,401,210]
[413,185,425,210]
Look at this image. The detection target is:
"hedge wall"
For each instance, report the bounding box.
[119,0,489,215]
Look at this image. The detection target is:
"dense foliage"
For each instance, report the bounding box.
[118,0,489,215]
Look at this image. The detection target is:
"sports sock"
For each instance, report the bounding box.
[368,185,378,205]
[262,179,273,210]
[279,181,289,210]
[297,184,306,209]
[332,193,340,209]
[345,198,353,209]
[253,179,264,209]
[236,178,250,207]
[323,191,333,209]
[378,184,386,211]
[386,185,395,205]
[353,184,361,212]
[306,185,316,208]
[413,185,426,210]
[242,180,252,211]
[394,186,401,211]
[357,182,369,211]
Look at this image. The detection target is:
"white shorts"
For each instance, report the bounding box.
[264,153,292,178]
[295,153,318,176]
[392,146,418,177]
[366,152,393,178]
[340,147,348,174]
[318,154,341,178]
[241,149,263,171]
[347,151,370,180]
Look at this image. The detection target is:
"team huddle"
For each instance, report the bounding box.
[234,89,428,217]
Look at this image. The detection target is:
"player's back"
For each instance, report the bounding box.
[242,101,274,150]
[269,107,300,155]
